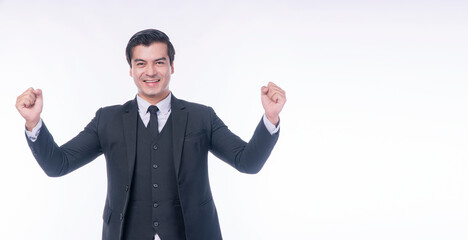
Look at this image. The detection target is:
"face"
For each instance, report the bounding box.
[130,42,174,105]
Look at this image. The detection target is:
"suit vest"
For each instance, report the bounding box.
[123,115,186,239]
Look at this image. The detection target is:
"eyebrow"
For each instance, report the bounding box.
[154,57,167,62]
[134,57,167,62]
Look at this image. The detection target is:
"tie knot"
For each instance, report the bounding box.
[147,105,159,115]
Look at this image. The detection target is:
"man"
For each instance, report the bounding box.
[15,29,286,240]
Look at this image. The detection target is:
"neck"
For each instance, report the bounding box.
[138,92,170,105]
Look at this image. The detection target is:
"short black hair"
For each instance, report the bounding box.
[125,29,175,67]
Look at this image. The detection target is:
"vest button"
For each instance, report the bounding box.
[152,164,158,169]
[153,221,159,227]
[120,213,123,220]
[153,202,159,208]
[153,183,158,188]
[125,185,129,192]
[153,145,158,150]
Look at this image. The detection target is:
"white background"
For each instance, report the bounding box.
[1,0,468,239]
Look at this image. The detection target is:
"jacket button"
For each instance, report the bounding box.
[153,221,159,227]
[152,164,158,169]
[153,183,158,188]
[153,202,159,208]
[153,145,158,150]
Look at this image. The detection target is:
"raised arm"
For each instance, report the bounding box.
[210,82,286,174]
[16,88,103,177]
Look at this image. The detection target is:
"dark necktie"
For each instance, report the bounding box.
[147,105,159,137]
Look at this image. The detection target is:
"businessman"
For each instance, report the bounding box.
[16,29,286,240]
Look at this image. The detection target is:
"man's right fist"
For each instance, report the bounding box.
[16,87,43,131]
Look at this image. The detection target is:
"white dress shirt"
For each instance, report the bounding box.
[136,93,172,132]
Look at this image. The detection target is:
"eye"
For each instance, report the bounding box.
[136,62,144,66]
[156,61,165,65]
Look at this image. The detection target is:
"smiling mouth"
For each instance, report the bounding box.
[144,80,160,83]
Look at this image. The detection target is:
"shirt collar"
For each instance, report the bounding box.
[136,92,172,114]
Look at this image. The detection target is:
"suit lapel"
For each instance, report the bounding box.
[121,95,187,181]
[122,98,139,183]
[171,94,188,179]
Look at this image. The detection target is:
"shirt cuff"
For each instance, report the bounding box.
[263,114,280,135]
[25,119,43,142]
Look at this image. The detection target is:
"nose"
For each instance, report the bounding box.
[145,65,158,77]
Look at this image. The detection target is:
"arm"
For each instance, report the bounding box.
[209,112,279,174]
[27,112,103,177]
[209,82,286,174]
[16,88,102,177]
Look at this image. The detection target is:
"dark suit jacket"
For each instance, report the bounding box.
[27,94,279,240]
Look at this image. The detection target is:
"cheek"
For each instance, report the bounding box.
[133,70,144,80]
[164,69,172,78]
[133,74,141,85]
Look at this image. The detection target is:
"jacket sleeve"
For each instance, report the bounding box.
[208,107,279,174]
[26,109,103,177]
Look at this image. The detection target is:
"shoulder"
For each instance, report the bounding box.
[177,98,211,111]
[173,97,216,115]
[102,99,135,111]
[172,97,219,124]
[95,99,136,118]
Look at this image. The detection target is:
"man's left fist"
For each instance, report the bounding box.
[261,82,286,125]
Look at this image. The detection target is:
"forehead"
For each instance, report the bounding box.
[132,42,168,61]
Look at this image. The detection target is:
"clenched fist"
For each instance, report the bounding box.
[261,82,286,125]
[16,88,43,131]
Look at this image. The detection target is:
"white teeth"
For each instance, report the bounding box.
[144,80,159,83]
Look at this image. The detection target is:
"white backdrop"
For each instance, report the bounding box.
[1,0,468,239]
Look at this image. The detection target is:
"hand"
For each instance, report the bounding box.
[261,82,286,125]
[16,88,43,131]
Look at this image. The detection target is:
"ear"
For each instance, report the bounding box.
[170,61,175,74]
[129,67,133,78]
